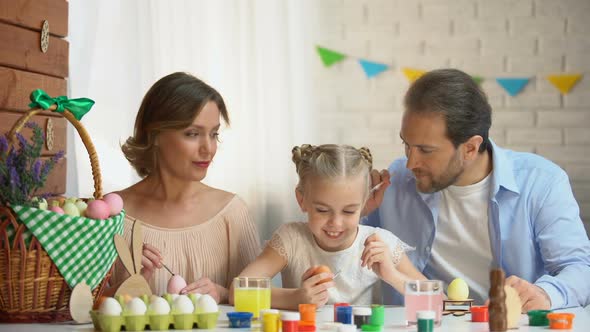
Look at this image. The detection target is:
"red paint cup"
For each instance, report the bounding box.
[470,306,489,322]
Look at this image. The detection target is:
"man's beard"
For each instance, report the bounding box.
[415,150,464,193]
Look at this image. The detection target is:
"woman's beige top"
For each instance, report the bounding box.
[111,195,261,296]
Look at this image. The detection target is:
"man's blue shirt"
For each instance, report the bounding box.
[365,141,590,308]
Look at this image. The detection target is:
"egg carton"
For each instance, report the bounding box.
[90,310,219,331]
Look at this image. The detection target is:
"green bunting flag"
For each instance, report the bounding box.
[316,46,346,67]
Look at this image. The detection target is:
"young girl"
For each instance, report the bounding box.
[235,144,426,310]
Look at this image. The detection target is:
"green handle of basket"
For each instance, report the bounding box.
[7,90,103,199]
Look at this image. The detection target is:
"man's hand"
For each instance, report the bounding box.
[362,169,391,217]
[505,275,551,312]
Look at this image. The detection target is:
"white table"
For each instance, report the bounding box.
[1,305,589,331]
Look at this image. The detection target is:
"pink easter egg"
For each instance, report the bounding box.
[103,192,124,216]
[167,275,188,294]
[85,199,111,220]
[49,206,65,214]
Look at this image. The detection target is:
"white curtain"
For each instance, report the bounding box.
[68,0,315,239]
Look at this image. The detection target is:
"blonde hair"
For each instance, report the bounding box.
[122,72,229,177]
[292,144,373,201]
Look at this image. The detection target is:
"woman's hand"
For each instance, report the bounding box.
[180,277,228,303]
[296,267,334,307]
[140,243,163,281]
[361,233,397,282]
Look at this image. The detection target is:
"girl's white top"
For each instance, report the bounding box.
[268,222,412,304]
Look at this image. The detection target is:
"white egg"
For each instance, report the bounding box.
[149,297,171,315]
[99,297,122,316]
[150,295,161,303]
[172,295,194,314]
[195,294,218,313]
[125,297,147,315]
[188,292,202,306]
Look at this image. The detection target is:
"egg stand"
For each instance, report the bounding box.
[442,299,474,316]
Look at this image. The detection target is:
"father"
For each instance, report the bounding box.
[364,68,590,311]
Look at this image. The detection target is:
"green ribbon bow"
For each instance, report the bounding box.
[28,89,95,120]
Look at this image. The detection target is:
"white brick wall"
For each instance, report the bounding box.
[309,0,590,230]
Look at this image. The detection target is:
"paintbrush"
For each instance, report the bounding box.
[369,174,394,194]
[161,262,175,276]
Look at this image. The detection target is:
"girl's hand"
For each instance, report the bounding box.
[361,233,397,281]
[362,169,391,217]
[297,267,335,307]
[180,277,227,303]
[140,243,163,281]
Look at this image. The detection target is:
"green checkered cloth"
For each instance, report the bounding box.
[8,205,124,290]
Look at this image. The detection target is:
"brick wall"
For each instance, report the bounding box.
[309,0,590,230]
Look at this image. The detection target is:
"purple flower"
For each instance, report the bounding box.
[9,167,20,191]
[32,160,42,182]
[25,122,39,130]
[15,133,27,150]
[53,150,65,162]
[0,136,7,153]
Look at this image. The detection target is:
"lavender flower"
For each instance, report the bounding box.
[0,136,7,153]
[9,167,20,191]
[32,160,42,182]
[0,122,63,206]
[15,133,28,151]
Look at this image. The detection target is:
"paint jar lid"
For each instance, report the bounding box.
[353,307,372,315]
[320,322,342,330]
[527,310,551,326]
[280,311,300,321]
[416,310,436,320]
[298,324,316,331]
[227,312,253,319]
[336,306,352,313]
[338,325,357,332]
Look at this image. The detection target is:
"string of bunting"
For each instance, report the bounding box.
[316,45,584,96]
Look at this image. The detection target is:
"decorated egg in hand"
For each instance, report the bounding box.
[311,265,333,284]
[167,275,187,294]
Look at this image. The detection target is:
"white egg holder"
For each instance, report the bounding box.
[90,310,220,331]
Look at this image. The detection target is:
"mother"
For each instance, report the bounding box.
[110,72,260,303]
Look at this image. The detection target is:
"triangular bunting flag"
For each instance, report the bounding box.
[496,78,530,96]
[472,76,484,85]
[546,74,582,94]
[358,59,390,78]
[316,46,346,67]
[402,68,426,83]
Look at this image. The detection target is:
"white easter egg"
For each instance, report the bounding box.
[196,294,218,313]
[125,297,147,315]
[149,297,171,315]
[172,295,194,314]
[99,297,122,316]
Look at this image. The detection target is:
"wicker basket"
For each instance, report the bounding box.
[0,104,112,323]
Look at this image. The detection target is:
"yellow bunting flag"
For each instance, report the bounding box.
[546,74,582,94]
[402,68,426,83]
